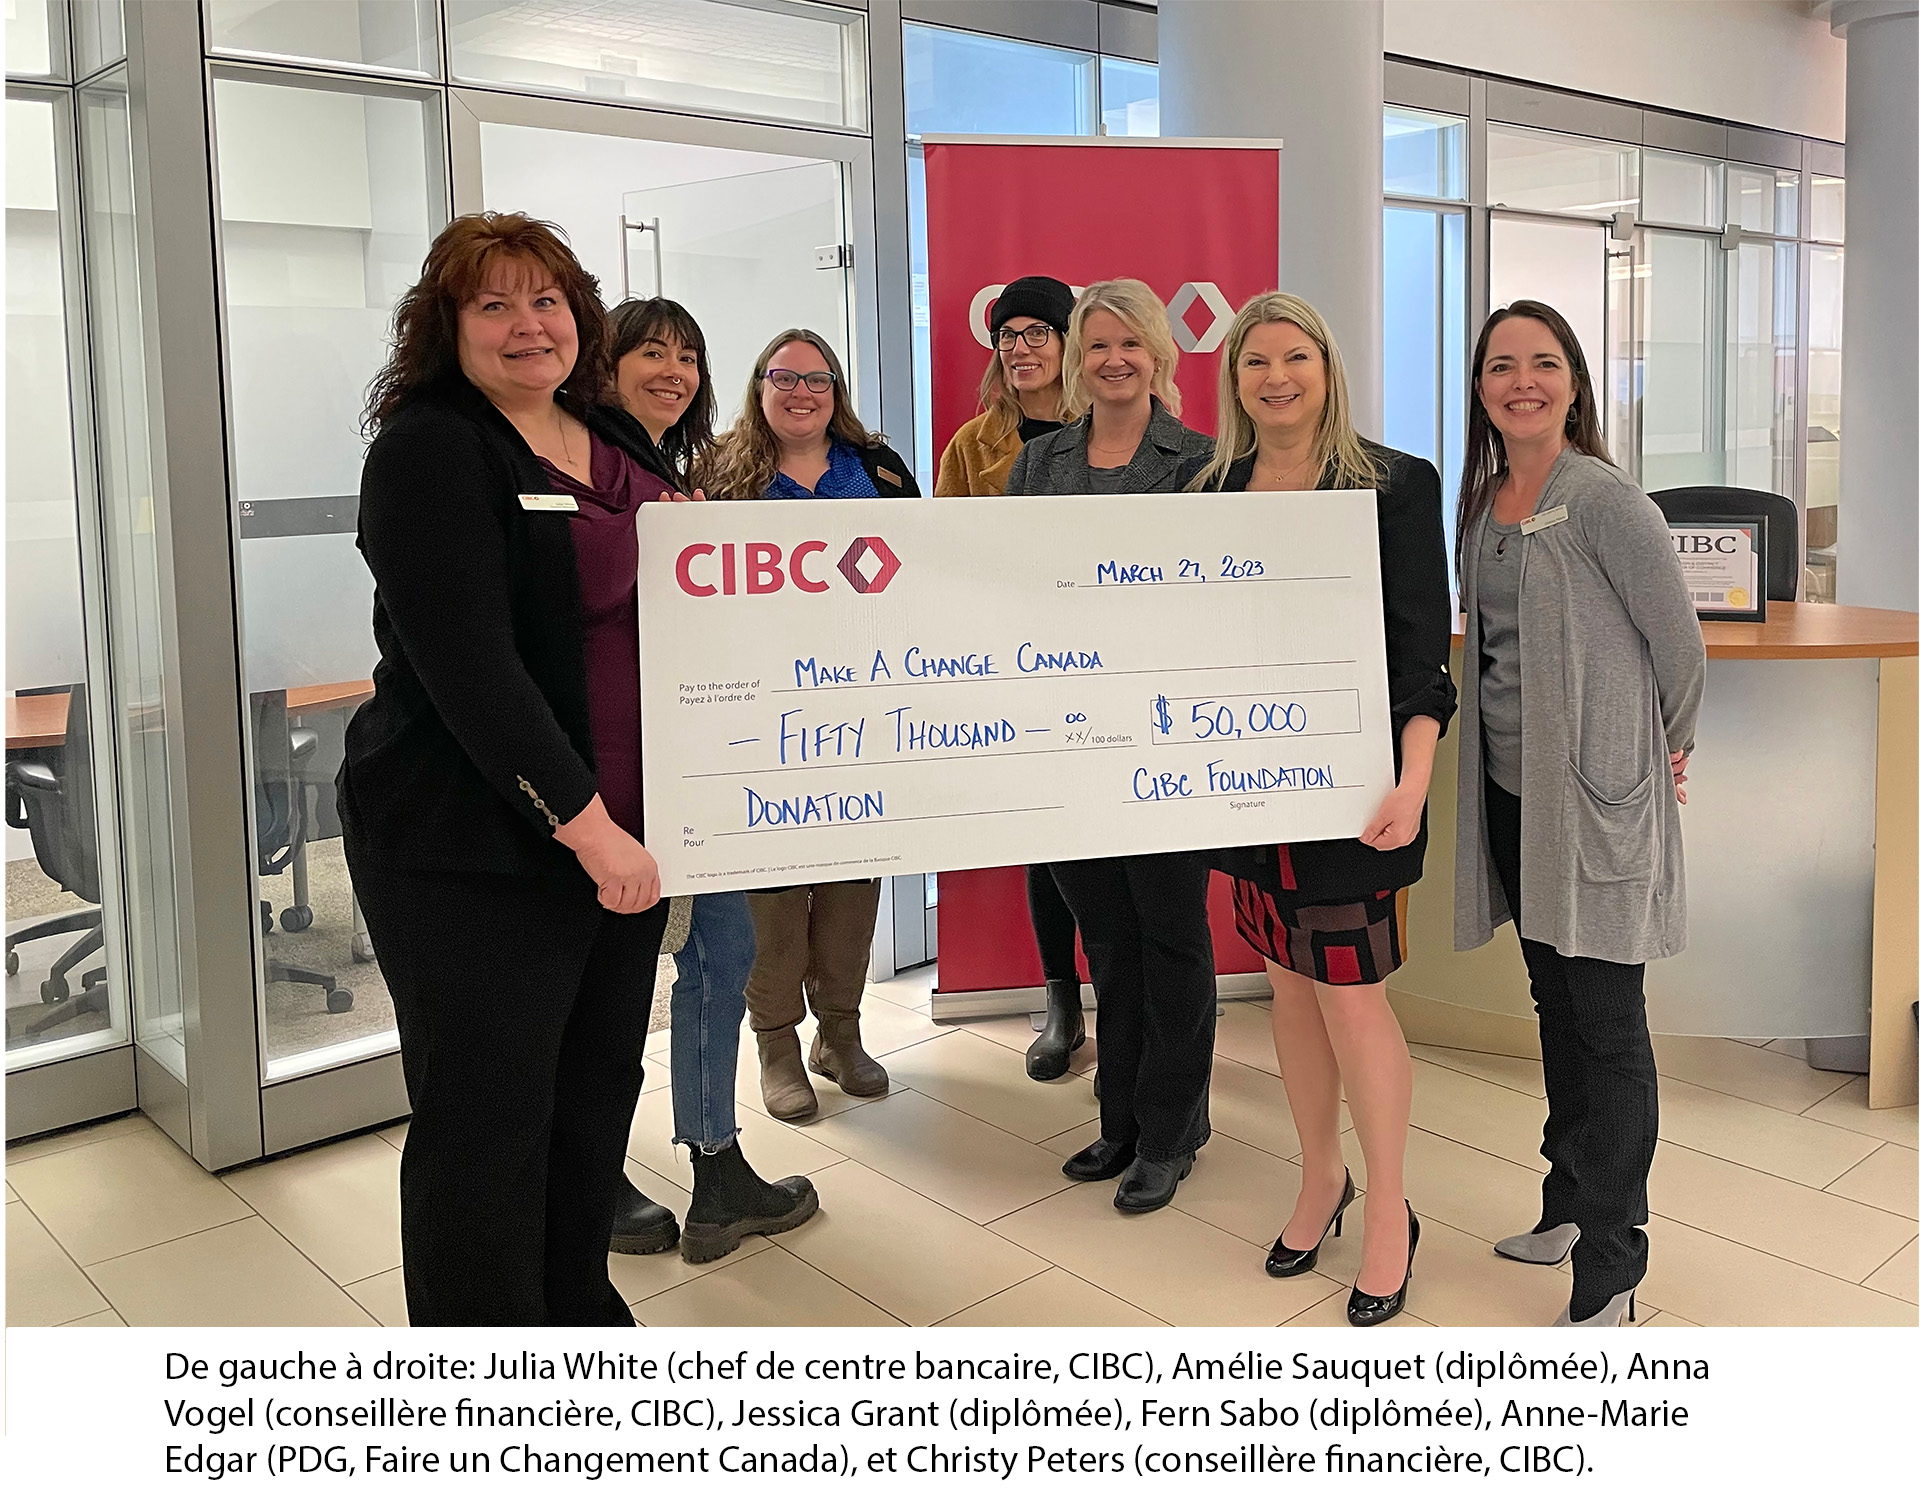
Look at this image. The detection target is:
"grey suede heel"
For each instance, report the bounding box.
[1494,1222,1579,1265]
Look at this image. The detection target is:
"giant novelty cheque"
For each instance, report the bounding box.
[639,493,1396,896]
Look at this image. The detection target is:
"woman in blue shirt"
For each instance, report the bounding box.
[699,330,917,1122]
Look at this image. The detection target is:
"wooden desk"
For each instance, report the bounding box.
[7,680,375,751]
[1447,599,1920,660]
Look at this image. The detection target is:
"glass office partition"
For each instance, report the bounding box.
[77,72,187,1083]
[1382,204,1466,547]
[1099,57,1158,137]
[5,0,63,80]
[6,86,131,1072]
[1384,105,1465,200]
[208,70,443,1080]
[205,0,438,76]
[1725,236,1797,499]
[1641,150,1721,230]
[1487,123,1638,217]
[71,0,125,75]
[1809,174,1845,244]
[1805,245,1843,601]
[447,0,868,130]
[1729,163,1797,236]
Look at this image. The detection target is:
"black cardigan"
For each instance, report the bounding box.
[853,441,920,499]
[338,376,673,876]
[1179,442,1458,903]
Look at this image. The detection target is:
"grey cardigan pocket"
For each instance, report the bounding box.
[1568,760,1657,883]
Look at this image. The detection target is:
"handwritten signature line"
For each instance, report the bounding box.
[1123,783,1369,804]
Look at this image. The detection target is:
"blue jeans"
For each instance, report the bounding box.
[669,891,754,1151]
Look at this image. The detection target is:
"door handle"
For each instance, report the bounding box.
[620,216,663,300]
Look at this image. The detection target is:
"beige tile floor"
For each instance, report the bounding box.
[7,970,1916,1328]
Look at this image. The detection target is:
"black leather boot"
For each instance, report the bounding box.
[1026,979,1086,1081]
[681,1140,820,1264]
[608,1176,681,1255]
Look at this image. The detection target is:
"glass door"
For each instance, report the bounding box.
[452,87,880,425]
[619,162,851,414]
[1634,228,1725,492]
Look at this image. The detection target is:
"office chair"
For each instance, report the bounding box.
[5,684,109,1036]
[1650,485,1801,602]
[252,691,353,1015]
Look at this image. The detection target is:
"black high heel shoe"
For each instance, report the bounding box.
[1266,1169,1356,1278]
[1347,1203,1419,1327]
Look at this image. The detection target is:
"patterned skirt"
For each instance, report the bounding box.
[1232,879,1409,985]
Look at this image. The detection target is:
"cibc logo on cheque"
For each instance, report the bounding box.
[674,536,901,596]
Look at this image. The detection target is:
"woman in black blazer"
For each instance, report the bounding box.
[1008,279,1217,1217]
[341,212,676,1326]
[1181,292,1456,1326]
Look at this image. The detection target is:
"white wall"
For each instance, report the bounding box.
[1384,0,1846,141]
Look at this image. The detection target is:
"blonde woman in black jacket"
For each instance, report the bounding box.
[1182,292,1455,1326]
[1008,279,1215,1215]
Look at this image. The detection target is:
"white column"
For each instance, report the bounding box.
[1157,0,1384,431]
[1830,0,1918,611]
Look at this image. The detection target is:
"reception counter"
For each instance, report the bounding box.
[932,603,1917,1111]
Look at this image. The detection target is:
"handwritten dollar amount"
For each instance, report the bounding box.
[1150,689,1364,745]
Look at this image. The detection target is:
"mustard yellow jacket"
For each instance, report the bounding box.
[934,413,1023,497]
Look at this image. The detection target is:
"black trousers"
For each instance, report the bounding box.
[1483,777,1658,1313]
[348,852,667,1327]
[1025,863,1082,984]
[1049,852,1215,1161]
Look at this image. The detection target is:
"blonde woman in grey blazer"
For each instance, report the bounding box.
[1008,279,1215,1217]
[1454,300,1705,1328]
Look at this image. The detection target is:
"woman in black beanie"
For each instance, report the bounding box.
[935,274,1090,1083]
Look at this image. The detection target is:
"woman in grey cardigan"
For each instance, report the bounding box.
[1008,279,1216,1215]
[1454,300,1705,1328]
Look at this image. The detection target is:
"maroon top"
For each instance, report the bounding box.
[542,433,666,839]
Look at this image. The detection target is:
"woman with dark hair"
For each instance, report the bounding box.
[1184,291,1455,1326]
[608,297,715,487]
[601,298,819,1261]
[342,212,677,1325]
[934,274,1088,1083]
[1007,279,1216,1215]
[699,330,917,1121]
[1454,300,1704,1327]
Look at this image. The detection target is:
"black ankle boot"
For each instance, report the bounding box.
[682,1140,820,1264]
[609,1176,680,1255]
[1026,979,1086,1081]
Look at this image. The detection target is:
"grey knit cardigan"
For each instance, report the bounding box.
[1454,447,1707,965]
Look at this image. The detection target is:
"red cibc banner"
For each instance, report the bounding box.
[923,138,1283,1003]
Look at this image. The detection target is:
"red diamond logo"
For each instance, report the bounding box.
[836,535,900,593]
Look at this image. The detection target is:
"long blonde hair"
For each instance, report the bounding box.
[1061,278,1182,419]
[697,328,883,499]
[1187,291,1379,493]
[973,347,1029,449]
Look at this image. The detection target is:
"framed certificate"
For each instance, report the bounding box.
[1669,516,1767,622]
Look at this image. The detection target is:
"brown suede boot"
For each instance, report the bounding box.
[807,1014,889,1097]
[757,1027,817,1120]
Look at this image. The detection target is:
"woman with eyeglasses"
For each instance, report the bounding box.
[598,298,820,1264]
[699,329,918,1121]
[935,275,1090,1083]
